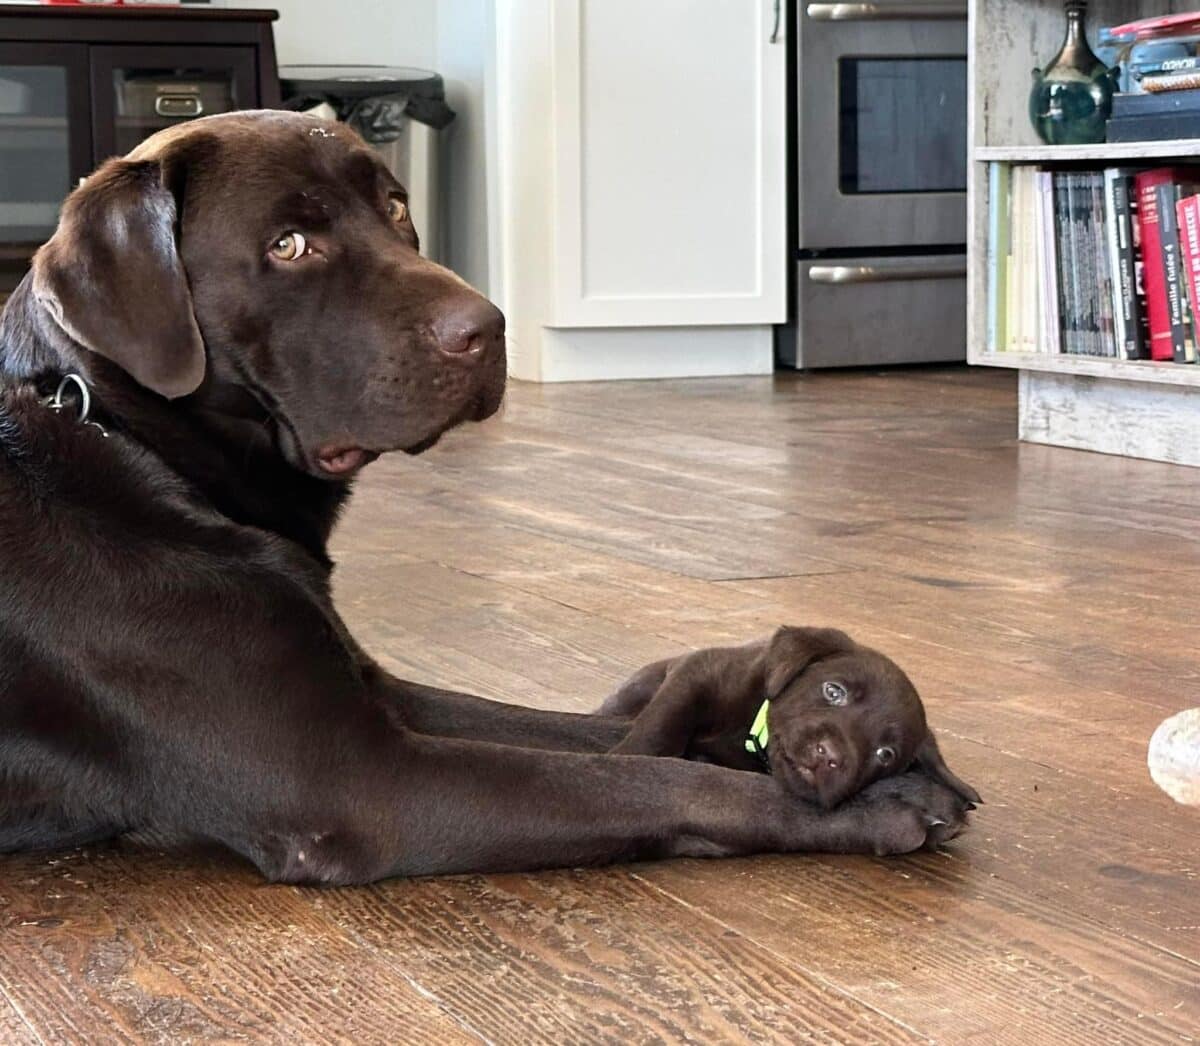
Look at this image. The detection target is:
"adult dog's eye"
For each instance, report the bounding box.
[822,681,848,706]
[270,231,308,261]
[387,198,408,223]
[876,745,896,765]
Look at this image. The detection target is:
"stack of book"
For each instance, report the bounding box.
[1106,11,1200,141]
[987,164,1200,363]
[1108,88,1200,143]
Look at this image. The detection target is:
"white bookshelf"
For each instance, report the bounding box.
[974,350,1200,386]
[977,140,1200,162]
[968,0,1200,466]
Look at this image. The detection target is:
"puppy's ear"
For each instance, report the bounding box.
[32,157,205,399]
[914,730,982,806]
[763,626,855,698]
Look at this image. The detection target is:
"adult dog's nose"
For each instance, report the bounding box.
[433,296,506,357]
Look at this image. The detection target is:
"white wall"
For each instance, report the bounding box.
[434,0,493,295]
[221,0,491,292]
[224,0,438,67]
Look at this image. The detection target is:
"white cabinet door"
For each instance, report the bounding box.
[549,0,786,327]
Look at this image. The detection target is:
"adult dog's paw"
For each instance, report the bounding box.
[838,771,972,855]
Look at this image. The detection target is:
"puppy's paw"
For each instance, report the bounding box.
[840,772,972,855]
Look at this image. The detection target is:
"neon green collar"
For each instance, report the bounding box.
[745,698,770,759]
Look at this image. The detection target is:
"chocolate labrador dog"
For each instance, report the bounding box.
[602,627,981,810]
[0,111,972,883]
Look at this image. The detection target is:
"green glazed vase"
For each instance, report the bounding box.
[1029,0,1117,145]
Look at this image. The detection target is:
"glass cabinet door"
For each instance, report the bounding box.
[0,43,89,297]
[90,45,256,161]
[0,44,89,249]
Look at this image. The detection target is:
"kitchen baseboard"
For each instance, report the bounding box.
[510,325,774,383]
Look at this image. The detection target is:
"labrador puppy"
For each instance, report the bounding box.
[0,112,973,882]
[602,627,981,810]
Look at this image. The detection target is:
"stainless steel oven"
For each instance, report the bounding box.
[779,0,969,368]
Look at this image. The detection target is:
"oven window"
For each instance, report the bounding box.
[838,57,967,195]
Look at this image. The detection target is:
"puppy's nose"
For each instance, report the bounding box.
[800,738,844,775]
[433,296,505,357]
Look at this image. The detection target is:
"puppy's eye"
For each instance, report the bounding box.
[270,231,308,261]
[387,198,408,223]
[822,681,848,706]
[876,745,897,765]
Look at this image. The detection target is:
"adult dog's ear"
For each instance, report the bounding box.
[914,730,982,806]
[31,158,205,399]
[763,626,855,698]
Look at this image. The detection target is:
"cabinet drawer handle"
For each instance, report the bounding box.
[806,3,966,21]
[808,262,966,284]
[155,95,204,119]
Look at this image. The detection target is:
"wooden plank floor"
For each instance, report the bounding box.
[3,365,1198,1044]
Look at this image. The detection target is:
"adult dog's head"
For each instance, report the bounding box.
[29,110,505,479]
[760,626,981,810]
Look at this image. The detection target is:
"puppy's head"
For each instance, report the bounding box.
[759,626,981,810]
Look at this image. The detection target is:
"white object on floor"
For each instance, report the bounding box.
[1148,708,1200,807]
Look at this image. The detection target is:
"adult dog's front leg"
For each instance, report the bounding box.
[201,714,971,883]
[365,667,630,752]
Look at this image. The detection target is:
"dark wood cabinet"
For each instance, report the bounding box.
[0,4,278,295]
[90,43,260,160]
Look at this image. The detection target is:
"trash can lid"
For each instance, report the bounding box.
[279,65,444,100]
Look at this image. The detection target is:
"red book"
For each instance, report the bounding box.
[1135,168,1187,361]
[1176,194,1200,363]
[1109,12,1200,41]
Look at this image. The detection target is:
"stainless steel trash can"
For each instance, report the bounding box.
[279,65,455,263]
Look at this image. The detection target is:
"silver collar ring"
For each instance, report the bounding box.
[47,373,108,437]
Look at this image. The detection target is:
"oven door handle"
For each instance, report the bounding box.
[805,2,967,21]
[808,261,966,284]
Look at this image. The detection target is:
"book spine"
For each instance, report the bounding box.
[986,163,999,352]
[1016,166,1032,352]
[1070,172,1087,354]
[1112,87,1200,116]
[1077,172,1098,356]
[1108,112,1200,141]
[1129,183,1152,359]
[1040,171,1061,355]
[1104,169,1130,358]
[1067,172,1085,354]
[1031,168,1044,352]
[1110,172,1147,359]
[1006,166,1020,351]
[1092,172,1115,356]
[1053,173,1074,355]
[1141,73,1200,94]
[1075,172,1092,355]
[1175,194,1200,363]
[1135,171,1176,361]
[1003,163,1012,350]
[1156,182,1189,362]
[1023,168,1040,352]
[1132,56,1200,79]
